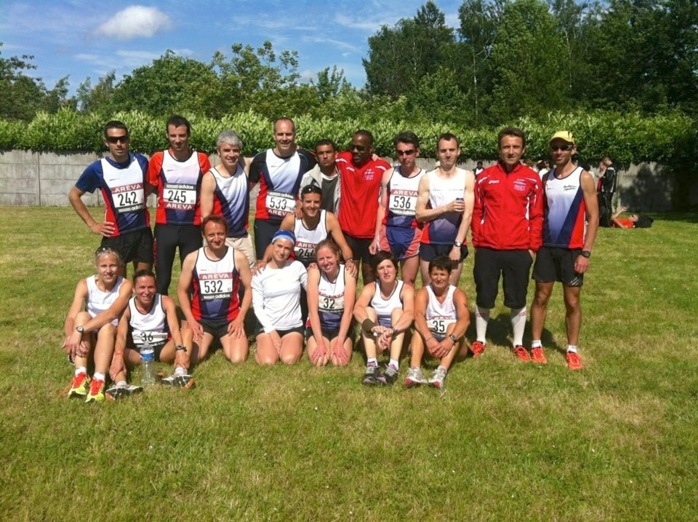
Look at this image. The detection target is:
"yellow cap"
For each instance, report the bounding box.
[549,131,575,145]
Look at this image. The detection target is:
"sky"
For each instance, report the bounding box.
[0,0,464,95]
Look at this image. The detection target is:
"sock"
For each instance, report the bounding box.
[389,358,399,369]
[93,372,105,381]
[75,367,87,377]
[117,380,128,388]
[174,366,186,377]
[475,307,490,343]
[438,365,448,373]
[367,357,378,366]
[510,307,527,346]
[567,345,578,353]
[531,340,542,349]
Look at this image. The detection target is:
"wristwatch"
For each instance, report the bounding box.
[449,333,458,343]
[581,250,591,258]
[454,240,462,248]
[175,345,187,352]
[75,326,85,334]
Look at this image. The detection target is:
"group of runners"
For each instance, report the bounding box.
[61,116,598,402]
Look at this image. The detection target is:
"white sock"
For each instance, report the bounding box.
[117,380,128,388]
[389,358,399,369]
[475,307,490,343]
[510,307,527,346]
[174,367,186,377]
[93,372,105,381]
[75,367,87,377]
[567,345,578,353]
[367,357,377,366]
[438,365,448,373]
[531,340,542,348]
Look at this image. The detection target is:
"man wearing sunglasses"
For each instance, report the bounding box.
[336,130,391,284]
[530,131,599,370]
[69,120,153,277]
[369,131,426,286]
[471,127,543,361]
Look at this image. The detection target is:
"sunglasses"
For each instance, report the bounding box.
[550,144,573,152]
[396,149,416,156]
[106,135,129,144]
[301,184,323,195]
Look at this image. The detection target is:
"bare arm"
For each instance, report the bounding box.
[415,175,464,223]
[199,171,216,220]
[228,251,253,338]
[326,212,355,264]
[371,169,392,250]
[393,283,415,333]
[177,251,202,338]
[68,187,114,237]
[575,170,600,273]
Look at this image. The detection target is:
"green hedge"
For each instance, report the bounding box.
[0,108,694,166]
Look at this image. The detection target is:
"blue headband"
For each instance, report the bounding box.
[272,230,296,245]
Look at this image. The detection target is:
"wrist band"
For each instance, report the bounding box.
[361,319,377,335]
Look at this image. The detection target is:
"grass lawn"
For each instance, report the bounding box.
[0,207,696,521]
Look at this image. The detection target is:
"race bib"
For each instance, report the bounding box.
[319,295,344,313]
[265,191,296,216]
[388,190,417,216]
[163,183,197,210]
[199,273,233,300]
[111,183,145,213]
[295,242,316,262]
[427,318,456,335]
[133,330,168,348]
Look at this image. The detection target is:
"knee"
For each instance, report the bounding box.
[280,352,300,365]
[227,351,248,364]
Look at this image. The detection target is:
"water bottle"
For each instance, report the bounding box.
[141,344,155,385]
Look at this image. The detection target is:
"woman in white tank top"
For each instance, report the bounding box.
[306,239,357,367]
[353,251,414,386]
[62,248,132,402]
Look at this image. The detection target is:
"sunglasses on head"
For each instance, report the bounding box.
[301,184,323,195]
[106,135,129,144]
[550,144,573,152]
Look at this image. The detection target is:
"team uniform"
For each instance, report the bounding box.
[424,284,458,341]
[471,163,543,309]
[309,264,349,339]
[252,260,308,336]
[249,149,317,258]
[209,164,256,266]
[148,149,211,295]
[127,294,170,360]
[336,152,391,263]
[300,166,341,214]
[379,166,425,260]
[370,280,405,328]
[86,275,126,327]
[293,210,330,266]
[533,167,587,286]
[75,154,153,264]
[419,168,469,261]
[189,246,241,339]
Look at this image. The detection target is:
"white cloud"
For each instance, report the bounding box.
[95,6,173,40]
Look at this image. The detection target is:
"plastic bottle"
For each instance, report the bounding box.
[141,344,155,385]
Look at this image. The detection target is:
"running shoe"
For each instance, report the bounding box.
[106,383,144,400]
[161,373,195,389]
[470,340,485,357]
[377,364,399,385]
[404,367,427,388]
[566,351,583,371]
[362,363,379,386]
[68,372,90,398]
[85,378,105,403]
[531,347,547,364]
[428,367,448,389]
[513,345,531,362]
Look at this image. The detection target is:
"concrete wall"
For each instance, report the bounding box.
[0,150,688,211]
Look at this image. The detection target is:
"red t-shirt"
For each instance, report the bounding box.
[336,152,390,238]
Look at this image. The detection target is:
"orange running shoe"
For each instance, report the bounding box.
[512,345,531,362]
[566,351,583,370]
[531,347,547,364]
[67,372,91,398]
[470,340,485,357]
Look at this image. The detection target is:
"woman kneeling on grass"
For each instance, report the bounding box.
[405,256,469,390]
[306,239,357,366]
[62,247,132,403]
[353,250,414,385]
[107,270,189,399]
[252,230,308,365]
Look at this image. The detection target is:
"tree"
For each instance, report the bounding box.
[75,72,117,113]
[111,51,218,116]
[0,43,51,120]
[363,1,457,98]
[489,0,570,120]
